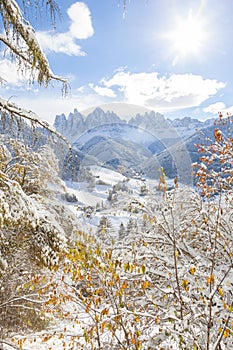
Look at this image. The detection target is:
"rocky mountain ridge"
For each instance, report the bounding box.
[54,106,216,184]
[54,107,213,143]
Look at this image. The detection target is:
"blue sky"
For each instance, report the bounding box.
[1,0,233,123]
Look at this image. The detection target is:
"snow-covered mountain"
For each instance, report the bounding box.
[55,105,213,144]
[54,104,216,183]
[54,107,122,143]
[81,103,152,121]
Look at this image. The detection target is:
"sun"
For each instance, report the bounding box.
[167,11,207,64]
[172,16,203,55]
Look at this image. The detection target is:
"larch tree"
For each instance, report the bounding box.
[0,0,67,115]
[0,1,77,345]
[0,0,71,159]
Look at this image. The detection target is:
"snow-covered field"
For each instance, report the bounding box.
[64,166,160,233]
[3,166,162,350]
[3,162,233,350]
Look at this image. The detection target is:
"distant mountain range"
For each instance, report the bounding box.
[81,103,152,121]
[54,103,219,184]
[54,105,213,143]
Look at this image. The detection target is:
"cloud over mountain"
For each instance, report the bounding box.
[95,71,225,110]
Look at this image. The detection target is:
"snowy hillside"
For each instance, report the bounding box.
[64,165,159,232]
[2,111,233,350]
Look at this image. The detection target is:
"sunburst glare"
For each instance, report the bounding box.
[165,10,209,65]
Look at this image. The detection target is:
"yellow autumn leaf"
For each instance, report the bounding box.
[124,262,130,272]
[132,337,136,345]
[17,340,23,350]
[218,287,224,297]
[101,308,109,315]
[95,288,104,296]
[206,274,215,285]
[141,265,146,274]
[142,281,150,289]
[42,336,51,342]
[182,279,189,291]
[101,322,107,333]
[122,281,128,289]
[227,305,233,312]
[189,266,196,275]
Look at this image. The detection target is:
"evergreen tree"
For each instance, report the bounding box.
[118,222,126,240]
[126,218,138,236]
[96,216,113,245]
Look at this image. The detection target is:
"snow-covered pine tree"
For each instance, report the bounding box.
[96,215,114,245]
[118,221,126,240]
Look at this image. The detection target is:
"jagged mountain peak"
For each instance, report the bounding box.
[86,107,120,120]
[81,103,153,121]
[129,110,167,130]
[87,107,105,116]
[85,108,122,130]
[54,112,66,127]
[55,109,85,142]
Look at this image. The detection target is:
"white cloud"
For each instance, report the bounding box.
[68,2,94,39]
[37,2,94,56]
[99,71,225,110]
[204,102,233,116]
[89,84,116,97]
[0,59,28,86]
[102,71,162,104]
[1,69,226,125]
[36,31,85,56]
[203,102,226,114]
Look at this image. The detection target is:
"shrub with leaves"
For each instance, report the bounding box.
[193,113,233,197]
[24,114,233,350]
[38,185,233,349]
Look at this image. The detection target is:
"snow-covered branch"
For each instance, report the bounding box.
[0,0,67,87]
[0,339,25,350]
[0,97,71,147]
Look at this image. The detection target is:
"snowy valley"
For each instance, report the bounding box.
[1,108,233,350]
